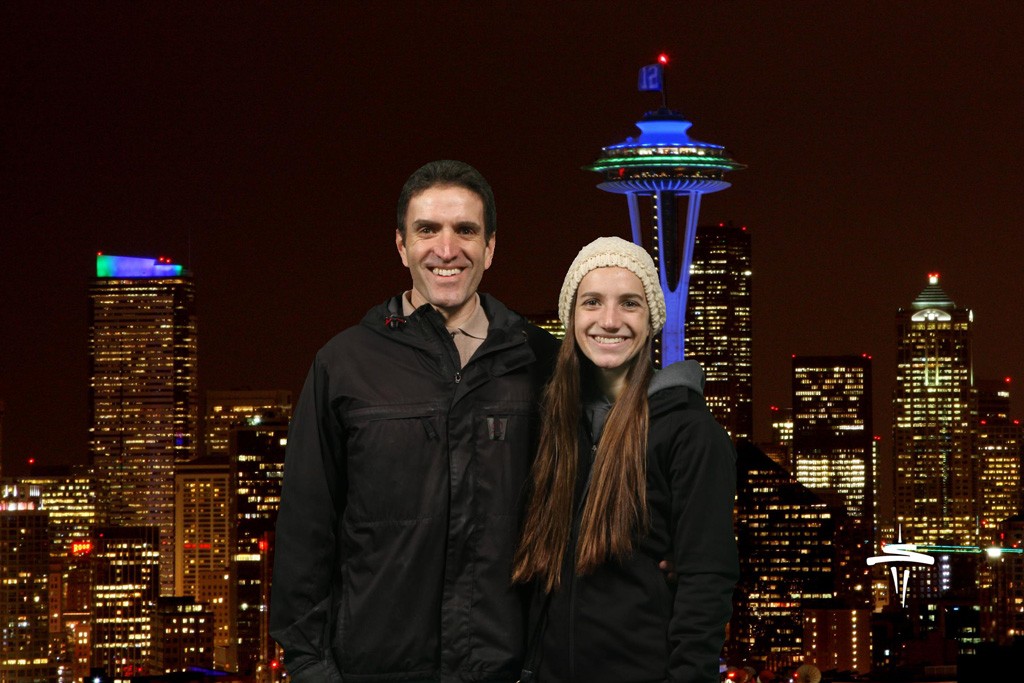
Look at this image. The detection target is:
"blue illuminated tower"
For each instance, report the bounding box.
[587,95,742,363]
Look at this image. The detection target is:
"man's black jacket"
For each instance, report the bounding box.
[270,294,558,682]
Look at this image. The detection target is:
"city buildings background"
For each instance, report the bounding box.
[3,4,1024,476]
[2,3,1023,679]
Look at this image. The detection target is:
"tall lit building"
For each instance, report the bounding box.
[893,274,975,549]
[0,487,55,681]
[685,221,753,439]
[232,411,287,676]
[12,466,98,681]
[19,465,98,561]
[90,526,160,679]
[204,390,292,458]
[175,458,235,671]
[732,442,839,668]
[974,378,1022,536]
[792,355,874,524]
[88,254,198,595]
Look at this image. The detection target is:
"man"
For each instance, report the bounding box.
[270,160,558,682]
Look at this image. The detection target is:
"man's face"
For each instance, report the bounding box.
[396,185,495,320]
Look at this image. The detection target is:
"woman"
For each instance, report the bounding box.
[513,237,738,683]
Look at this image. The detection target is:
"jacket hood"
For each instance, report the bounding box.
[648,359,705,398]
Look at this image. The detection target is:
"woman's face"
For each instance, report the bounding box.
[573,267,650,371]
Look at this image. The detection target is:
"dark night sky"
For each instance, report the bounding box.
[3,3,1023,476]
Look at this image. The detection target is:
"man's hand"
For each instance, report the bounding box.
[658,559,677,583]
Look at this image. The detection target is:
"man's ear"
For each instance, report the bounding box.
[484,232,496,270]
[396,229,409,267]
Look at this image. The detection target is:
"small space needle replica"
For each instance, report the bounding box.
[586,54,743,364]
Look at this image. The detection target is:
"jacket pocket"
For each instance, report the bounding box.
[339,402,446,523]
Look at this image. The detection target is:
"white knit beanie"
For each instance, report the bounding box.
[558,236,666,334]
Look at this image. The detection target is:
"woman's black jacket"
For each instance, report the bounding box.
[532,360,739,683]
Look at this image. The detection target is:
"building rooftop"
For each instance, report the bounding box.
[911,273,956,310]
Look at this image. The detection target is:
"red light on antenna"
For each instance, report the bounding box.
[658,53,669,65]
[27,457,35,466]
[1005,376,1012,383]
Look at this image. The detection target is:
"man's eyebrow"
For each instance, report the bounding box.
[411,219,440,228]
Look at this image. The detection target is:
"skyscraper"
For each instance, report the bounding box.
[231,410,287,676]
[0,486,55,681]
[88,254,198,595]
[732,442,839,668]
[90,526,160,678]
[685,222,753,440]
[974,378,1022,536]
[893,274,975,549]
[792,355,874,524]
[175,458,235,671]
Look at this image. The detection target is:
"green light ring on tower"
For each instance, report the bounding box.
[590,157,741,170]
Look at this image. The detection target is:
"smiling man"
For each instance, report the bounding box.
[270,160,559,683]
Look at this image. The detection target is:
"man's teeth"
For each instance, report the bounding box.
[593,336,625,344]
[432,268,462,276]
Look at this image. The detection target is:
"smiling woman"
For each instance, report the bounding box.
[573,266,650,396]
[513,236,739,683]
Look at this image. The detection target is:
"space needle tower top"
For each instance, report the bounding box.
[586,106,744,194]
[584,55,743,365]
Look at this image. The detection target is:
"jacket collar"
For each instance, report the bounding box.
[360,293,537,375]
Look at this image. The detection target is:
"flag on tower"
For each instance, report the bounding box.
[637,63,663,92]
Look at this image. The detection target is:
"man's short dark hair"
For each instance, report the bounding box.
[397,160,496,242]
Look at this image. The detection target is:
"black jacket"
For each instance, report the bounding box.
[270,294,558,683]
[534,361,738,683]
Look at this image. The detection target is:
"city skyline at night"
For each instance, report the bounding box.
[3,6,1024,680]
[3,4,1024,475]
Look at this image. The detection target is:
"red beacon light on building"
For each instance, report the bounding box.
[658,53,669,65]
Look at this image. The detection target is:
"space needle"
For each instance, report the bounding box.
[586,54,743,364]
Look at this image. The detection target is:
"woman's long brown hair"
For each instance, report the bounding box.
[512,313,653,593]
